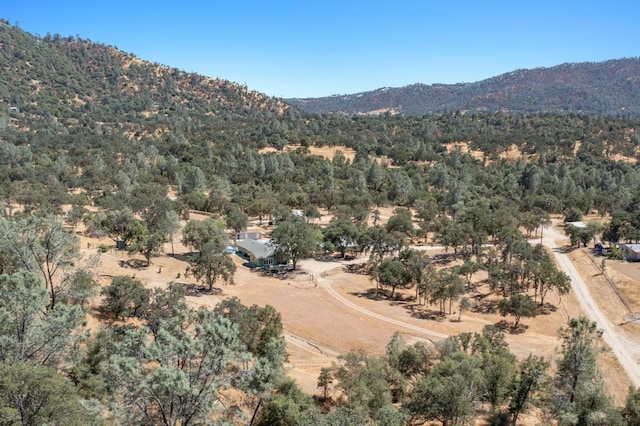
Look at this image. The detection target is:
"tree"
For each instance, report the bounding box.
[0,361,88,425]
[317,367,334,401]
[498,294,537,329]
[430,270,464,315]
[104,306,286,426]
[323,216,362,258]
[536,259,571,306]
[100,275,150,320]
[123,219,166,266]
[65,203,87,229]
[457,297,471,322]
[362,225,401,266]
[385,207,414,242]
[332,350,398,423]
[255,378,314,426]
[213,297,283,357]
[0,215,80,309]
[399,248,432,303]
[66,269,99,309]
[509,355,549,425]
[156,209,181,257]
[182,217,236,291]
[554,317,619,424]
[622,387,640,426]
[225,203,249,237]
[0,271,84,366]
[146,283,188,338]
[98,208,135,243]
[376,257,410,299]
[271,215,321,269]
[406,351,482,426]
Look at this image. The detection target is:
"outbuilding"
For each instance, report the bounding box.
[619,243,640,262]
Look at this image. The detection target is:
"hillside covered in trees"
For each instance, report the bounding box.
[286,58,640,117]
[3,19,640,424]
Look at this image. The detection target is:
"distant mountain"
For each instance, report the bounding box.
[285,58,640,117]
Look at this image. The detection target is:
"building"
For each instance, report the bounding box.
[236,239,276,267]
[619,243,640,262]
[235,231,263,241]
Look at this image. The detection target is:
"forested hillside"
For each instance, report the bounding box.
[286,58,640,117]
[3,19,640,424]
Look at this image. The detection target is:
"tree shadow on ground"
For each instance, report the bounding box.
[403,304,446,321]
[537,302,558,315]
[349,288,387,301]
[343,263,366,274]
[118,259,149,269]
[170,252,192,263]
[431,253,458,266]
[181,282,222,297]
[494,319,529,334]
[471,295,500,314]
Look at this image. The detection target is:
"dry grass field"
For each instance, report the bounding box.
[75,207,640,409]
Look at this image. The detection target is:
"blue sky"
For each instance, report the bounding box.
[2,1,638,98]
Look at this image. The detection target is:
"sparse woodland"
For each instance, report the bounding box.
[2,19,640,424]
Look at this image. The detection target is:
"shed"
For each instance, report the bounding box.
[619,243,640,262]
[235,231,263,241]
[236,239,276,267]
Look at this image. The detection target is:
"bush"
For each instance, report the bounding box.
[98,244,109,253]
[100,276,150,320]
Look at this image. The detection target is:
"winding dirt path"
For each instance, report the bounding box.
[315,271,448,343]
[543,224,640,386]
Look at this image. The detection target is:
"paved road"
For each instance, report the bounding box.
[542,225,640,387]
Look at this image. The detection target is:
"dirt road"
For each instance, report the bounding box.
[543,224,640,386]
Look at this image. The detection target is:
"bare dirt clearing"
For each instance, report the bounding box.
[79,215,639,404]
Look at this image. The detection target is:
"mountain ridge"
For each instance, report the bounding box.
[285,58,640,117]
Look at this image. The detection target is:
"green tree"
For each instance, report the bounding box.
[622,387,640,426]
[385,207,414,242]
[225,203,249,237]
[66,269,98,309]
[317,367,334,401]
[0,215,80,309]
[332,350,398,423]
[146,283,188,338]
[406,351,482,426]
[100,275,150,320]
[0,361,88,425]
[104,306,286,426]
[498,293,537,329]
[271,215,321,269]
[65,203,87,229]
[255,378,314,426]
[322,216,362,258]
[213,297,283,357]
[376,257,410,299]
[554,317,619,425]
[98,208,135,243]
[0,271,84,366]
[182,217,236,291]
[509,355,549,425]
[123,219,166,266]
[399,248,433,303]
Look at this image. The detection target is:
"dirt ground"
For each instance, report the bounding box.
[78,209,640,409]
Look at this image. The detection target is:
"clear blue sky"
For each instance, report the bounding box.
[3,1,638,98]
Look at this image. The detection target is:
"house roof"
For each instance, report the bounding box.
[566,221,587,228]
[237,239,276,259]
[620,243,640,253]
